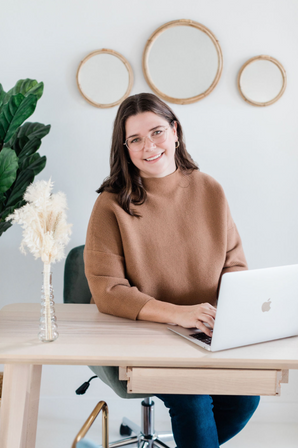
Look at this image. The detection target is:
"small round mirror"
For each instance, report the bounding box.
[238,55,286,107]
[143,19,223,105]
[76,49,134,108]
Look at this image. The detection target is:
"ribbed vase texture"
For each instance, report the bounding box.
[39,265,59,342]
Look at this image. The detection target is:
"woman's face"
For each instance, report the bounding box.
[125,111,178,178]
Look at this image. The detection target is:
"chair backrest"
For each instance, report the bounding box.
[64,245,92,304]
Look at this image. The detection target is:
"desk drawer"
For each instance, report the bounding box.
[121,367,288,396]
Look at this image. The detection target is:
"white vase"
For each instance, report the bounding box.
[38,262,59,342]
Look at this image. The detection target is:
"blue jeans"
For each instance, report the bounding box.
[156,394,260,448]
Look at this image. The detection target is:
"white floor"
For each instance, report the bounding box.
[36,415,298,448]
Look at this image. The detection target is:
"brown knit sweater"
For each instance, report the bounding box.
[84,167,248,320]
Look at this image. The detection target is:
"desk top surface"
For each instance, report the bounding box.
[1,303,298,369]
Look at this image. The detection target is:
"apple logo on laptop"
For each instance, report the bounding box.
[262,299,271,312]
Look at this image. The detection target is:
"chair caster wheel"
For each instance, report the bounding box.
[120,423,132,436]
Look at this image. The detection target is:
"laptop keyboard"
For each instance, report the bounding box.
[189,332,212,345]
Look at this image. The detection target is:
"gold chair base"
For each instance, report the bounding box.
[72,397,173,447]
[72,400,109,448]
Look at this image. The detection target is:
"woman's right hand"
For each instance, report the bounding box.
[173,303,217,337]
[137,299,216,337]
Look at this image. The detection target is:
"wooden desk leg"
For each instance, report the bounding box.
[0,364,42,448]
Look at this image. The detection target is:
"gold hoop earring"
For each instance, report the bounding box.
[175,140,180,149]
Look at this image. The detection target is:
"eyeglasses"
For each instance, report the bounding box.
[124,126,169,152]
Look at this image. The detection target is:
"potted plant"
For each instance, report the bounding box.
[0,78,51,237]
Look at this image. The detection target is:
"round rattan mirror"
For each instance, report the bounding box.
[238,55,287,107]
[142,19,223,105]
[76,49,134,108]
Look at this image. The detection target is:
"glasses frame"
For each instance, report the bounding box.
[123,125,170,152]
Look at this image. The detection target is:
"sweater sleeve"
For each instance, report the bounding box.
[84,194,155,320]
[219,193,248,271]
[222,222,248,275]
[216,200,248,298]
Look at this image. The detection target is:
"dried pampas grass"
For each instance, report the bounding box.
[6,178,72,264]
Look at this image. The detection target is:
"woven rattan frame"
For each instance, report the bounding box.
[142,19,223,105]
[237,55,287,107]
[76,49,134,109]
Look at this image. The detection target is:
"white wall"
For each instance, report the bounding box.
[1,0,298,434]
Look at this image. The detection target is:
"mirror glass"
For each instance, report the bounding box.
[143,20,223,104]
[77,50,133,108]
[238,56,286,106]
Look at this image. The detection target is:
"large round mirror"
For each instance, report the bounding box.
[238,55,286,107]
[143,19,223,105]
[76,49,134,108]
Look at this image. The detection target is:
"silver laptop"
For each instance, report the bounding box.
[168,264,298,352]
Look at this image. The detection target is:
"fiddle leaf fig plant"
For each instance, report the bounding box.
[0,79,51,236]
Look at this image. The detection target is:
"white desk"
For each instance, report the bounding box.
[1,303,298,448]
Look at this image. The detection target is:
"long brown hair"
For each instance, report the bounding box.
[97,93,199,217]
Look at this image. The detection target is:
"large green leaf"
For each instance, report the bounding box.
[20,153,46,175]
[6,169,35,207]
[16,122,50,140]
[0,84,6,111]
[20,153,40,170]
[5,153,46,208]
[0,94,24,143]
[0,93,37,144]
[0,219,13,237]
[30,155,46,177]
[3,122,51,154]
[18,137,41,163]
[3,79,44,104]
[0,198,24,221]
[0,192,5,212]
[3,132,28,155]
[0,147,19,193]
[0,198,25,221]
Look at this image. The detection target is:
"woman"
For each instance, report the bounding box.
[84,93,260,447]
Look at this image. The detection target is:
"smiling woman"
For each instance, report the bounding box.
[84,92,260,448]
[124,111,178,178]
[95,92,197,216]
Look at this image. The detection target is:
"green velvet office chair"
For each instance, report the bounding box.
[64,245,173,448]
